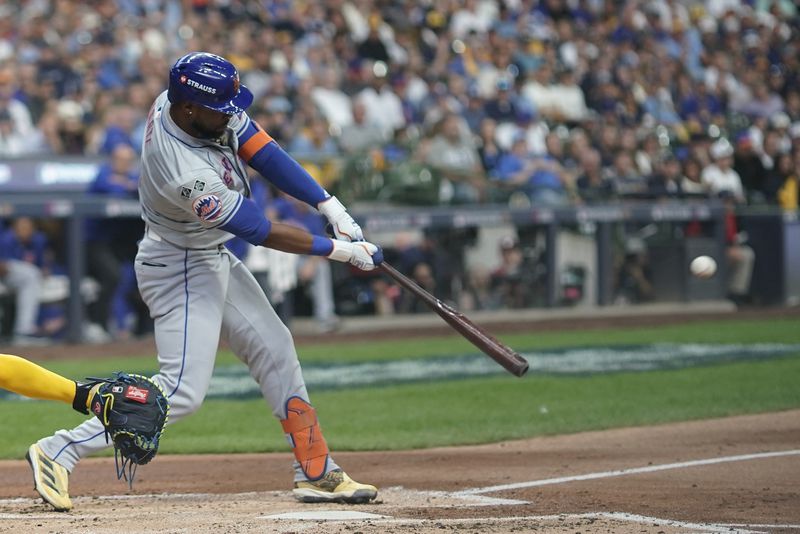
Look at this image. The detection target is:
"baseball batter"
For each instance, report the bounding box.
[29,52,382,510]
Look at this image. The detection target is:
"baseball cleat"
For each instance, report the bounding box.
[26,444,72,512]
[293,469,378,504]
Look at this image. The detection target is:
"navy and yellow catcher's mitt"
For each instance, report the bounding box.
[74,373,169,487]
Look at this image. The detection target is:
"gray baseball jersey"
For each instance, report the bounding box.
[139,91,250,249]
[37,91,340,481]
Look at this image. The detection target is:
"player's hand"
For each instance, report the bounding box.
[328,240,384,271]
[318,196,364,242]
[72,379,105,415]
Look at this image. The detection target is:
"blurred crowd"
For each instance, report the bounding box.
[1,0,797,342]
[0,0,798,208]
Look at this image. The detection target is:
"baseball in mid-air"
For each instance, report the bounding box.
[690,255,717,278]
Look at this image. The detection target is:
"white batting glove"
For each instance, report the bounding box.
[328,240,384,271]
[318,196,364,242]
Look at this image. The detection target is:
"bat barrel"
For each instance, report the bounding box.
[379,262,529,378]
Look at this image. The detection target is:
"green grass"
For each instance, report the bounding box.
[29,318,800,379]
[123,353,800,453]
[1,317,798,459]
[3,354,798,458]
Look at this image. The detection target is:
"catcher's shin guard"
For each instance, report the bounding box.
[281,396,329,481]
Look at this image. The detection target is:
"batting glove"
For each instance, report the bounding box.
[328,240,383,271]
[318,196,364,242]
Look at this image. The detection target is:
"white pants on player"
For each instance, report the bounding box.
[38,233,338,479]
[2,259,42,336]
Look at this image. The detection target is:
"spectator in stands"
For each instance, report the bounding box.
[488,236,530,310]
[288,117,340,189]
[415,113,485,204]
[520,63,556,120]
[311,66,353,131]
[615,237,653,305]
[720,191,755,306]
[0,65,33,131]
[641,82,682,126]
[492,134,571,206]
[84,144,143,341]
[0,65,40,156]
[576,148,615,203]
[776,154,799,210]
[734,132,768,203]
[552,67,589,124]
[608,150,646,197]
[595,123,621,167]
[739,82,785,119]
[676,73,723,126]
[0,224,43,345]
[461,87,487,134]
[339,99,387,154]
[288,117,339,159]
[450,0,496,38]
[483,77,519,124]
[681,157,707,196]
[357,62,406,138]
[356,21,390,64]
[39,100,88,155]
[476,117,503,175]
[765,152,797,206]
[90,104,142,155]
[760,127,785,174]
[647,152,685,199]
[0,218,66,337]
[494,106,549,158]
[702,139,746,203]
[634,133,661,177]
[0,108,28,156]
[393,231,453,314]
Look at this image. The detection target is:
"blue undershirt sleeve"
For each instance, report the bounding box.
[219,196,272,245]
[244,140,328,207]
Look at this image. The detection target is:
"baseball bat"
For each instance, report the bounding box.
[378,262,529,377]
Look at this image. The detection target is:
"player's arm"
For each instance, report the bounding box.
[218,197,382,271]
[174,170,382,271]
[235,118,363,241]
[0,354,95,413]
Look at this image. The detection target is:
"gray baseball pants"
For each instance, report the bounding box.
[38,233,338,480]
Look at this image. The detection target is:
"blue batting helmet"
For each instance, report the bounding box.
[167,52,253,114]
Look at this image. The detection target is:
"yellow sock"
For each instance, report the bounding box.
[0,354,76,405]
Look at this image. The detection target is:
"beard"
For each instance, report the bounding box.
[190,118,228,140]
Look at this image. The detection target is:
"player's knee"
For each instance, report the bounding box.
[167,391,204,418]
[149,376,204,418]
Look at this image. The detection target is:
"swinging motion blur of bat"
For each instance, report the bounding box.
[379,262,529,377]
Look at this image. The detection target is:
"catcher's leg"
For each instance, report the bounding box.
[221,256,377,503]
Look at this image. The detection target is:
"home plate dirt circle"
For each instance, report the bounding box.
[262,510,390,520]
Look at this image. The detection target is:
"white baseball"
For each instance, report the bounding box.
[690,255,717,278]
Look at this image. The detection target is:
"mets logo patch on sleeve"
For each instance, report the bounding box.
[192,194,223,221]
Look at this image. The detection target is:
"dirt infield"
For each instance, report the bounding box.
[1,410,798,533]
